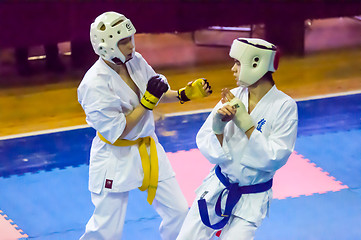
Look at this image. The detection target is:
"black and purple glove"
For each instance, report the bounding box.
[140,75,169,110]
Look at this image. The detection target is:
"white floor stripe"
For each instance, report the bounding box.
[164,108,214,117]
[0,124,89,140]
[293,89,361,101]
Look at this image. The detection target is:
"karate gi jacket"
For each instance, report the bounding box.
[196,85,298,226]
[78,53,175,194]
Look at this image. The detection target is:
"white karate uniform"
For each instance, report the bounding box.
[78,54,188,240]
[177,85,298,240]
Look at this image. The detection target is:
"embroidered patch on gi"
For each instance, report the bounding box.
[257,118,266,132]
[105,179,113,189]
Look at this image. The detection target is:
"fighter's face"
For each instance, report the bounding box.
[231,60,242,86]
[117,36,135,62]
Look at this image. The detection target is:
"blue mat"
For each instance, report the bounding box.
[0,165,161,240]
[296,93,361,135]
[255,189,361,239]
[0,128,94,177]
[0,93,360,239]
[295,128,361,190]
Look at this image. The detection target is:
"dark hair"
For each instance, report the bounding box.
[263,71,275,85]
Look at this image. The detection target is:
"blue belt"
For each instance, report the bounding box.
[198,166,273,230]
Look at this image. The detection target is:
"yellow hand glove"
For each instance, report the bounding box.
[178,78,212,103]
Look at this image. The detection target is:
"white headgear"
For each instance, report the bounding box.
[90,12,136,64]
[229,38,279,86]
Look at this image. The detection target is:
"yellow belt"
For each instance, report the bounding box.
[97,132,159,205]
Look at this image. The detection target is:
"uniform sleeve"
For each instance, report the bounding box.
[78,74,126,144]
[196,102,233,164]
[240,100,298,172]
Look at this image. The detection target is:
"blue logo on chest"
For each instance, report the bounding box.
[256,118,266,132]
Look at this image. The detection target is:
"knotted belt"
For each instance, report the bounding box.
[198,165,273,229]
[98,132,158,205]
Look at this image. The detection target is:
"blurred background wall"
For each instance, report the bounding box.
[0,1,360,135]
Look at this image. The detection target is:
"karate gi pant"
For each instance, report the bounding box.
[80,177,188,240]
[176,200,258,240]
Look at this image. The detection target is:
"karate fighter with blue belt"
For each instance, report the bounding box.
[177,38,298,240]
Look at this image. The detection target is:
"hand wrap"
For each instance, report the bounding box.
[212,110,228,135]
[229,98,254,132]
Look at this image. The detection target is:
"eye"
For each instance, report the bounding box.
[118,37,131,45]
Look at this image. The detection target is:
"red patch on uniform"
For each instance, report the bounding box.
[105,179,113,189]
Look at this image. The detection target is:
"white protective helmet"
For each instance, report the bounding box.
[229,38,279,86]
[90,11,136,64]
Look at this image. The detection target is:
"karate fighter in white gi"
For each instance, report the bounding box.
[177,38,298,240]
[77,11,212,240]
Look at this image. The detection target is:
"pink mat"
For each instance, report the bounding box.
[167,150,348,206]
[0,210,28,240]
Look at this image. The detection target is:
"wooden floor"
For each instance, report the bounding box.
[1,18,361,137]
[1,47,360,137]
